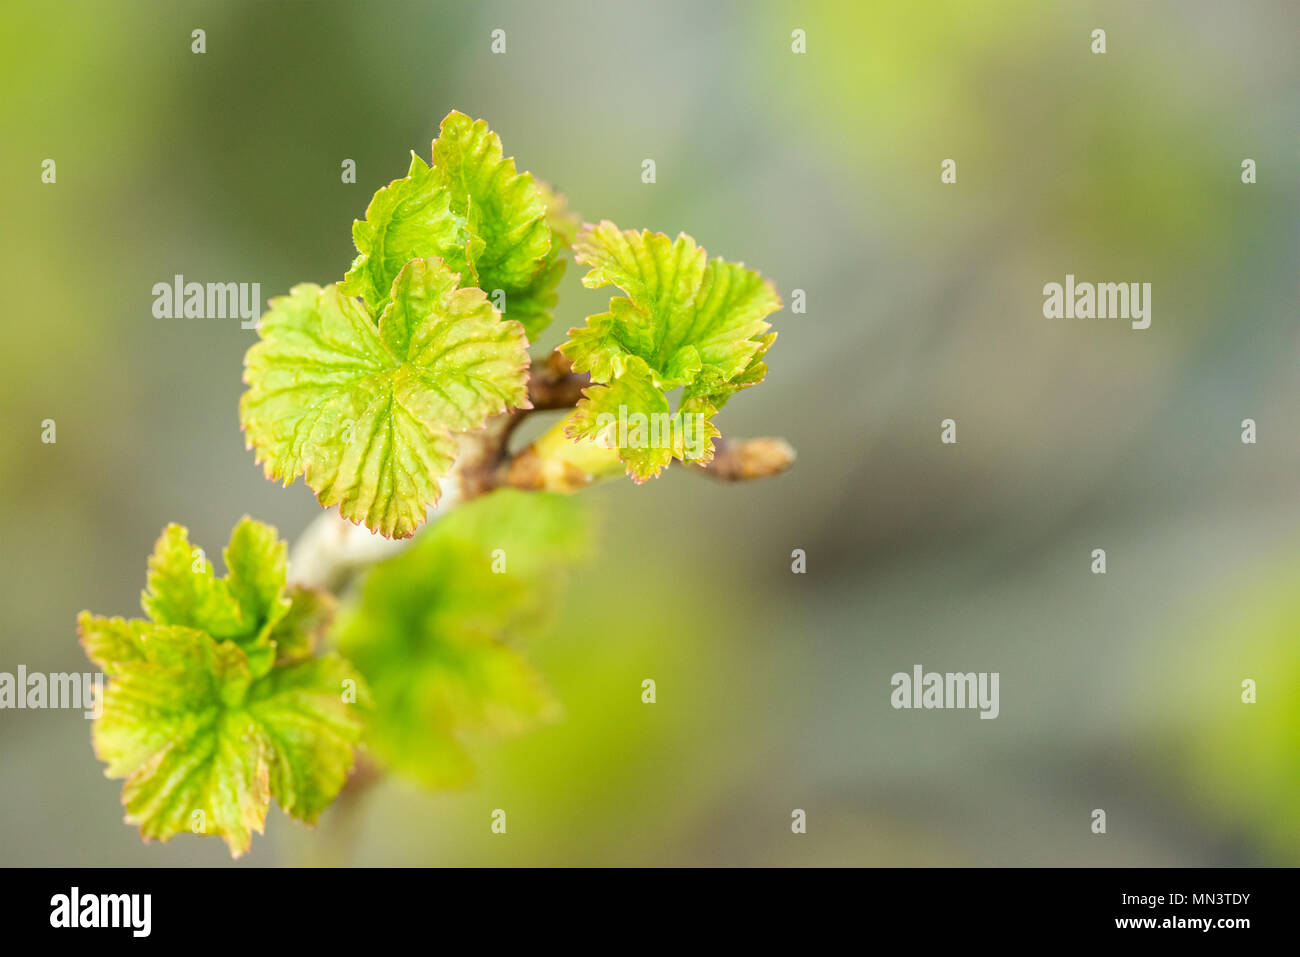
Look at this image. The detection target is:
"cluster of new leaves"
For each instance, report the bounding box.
[560,222,783,481]
[80,109,787,860]
[341,112,568,338]
[334,490,590,787]
[241,109,781,533]
[77,499,591,856]
[78,519,366,858]
[240,111,575,539]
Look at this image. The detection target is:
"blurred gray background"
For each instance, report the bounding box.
[1,0,1297,864]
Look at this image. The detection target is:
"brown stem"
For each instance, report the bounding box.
[699,437,797,482]
[526,353,589,410]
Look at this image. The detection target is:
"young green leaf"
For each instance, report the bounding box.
[79,520,366,857]
[342,110,565,339]
[335,490,589,788]
[245,652,366,825]
[559,222,782,481]
[77,614,149,677]
[93,625,270,857]
[341,153,473,316]
[499,252,566,345]
[566,356,721,481]
[140,517,291,665]
[223,516,293,639]
[432,111,551,301]
[141,524,246,643]
[268,585,336,665]
[490,177,582,337]
[241,259,531,539]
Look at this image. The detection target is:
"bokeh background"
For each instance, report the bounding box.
[1,0,1297,865]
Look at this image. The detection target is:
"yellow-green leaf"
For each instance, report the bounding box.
[241,260,530,539]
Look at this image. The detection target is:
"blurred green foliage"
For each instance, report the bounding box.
[335,490,588,789]
[0,0,1296,865]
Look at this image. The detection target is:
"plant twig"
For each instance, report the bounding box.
[288,350,794,588]
[526,351,589,410]
[286,348,795,844]
[699,436,796,481]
